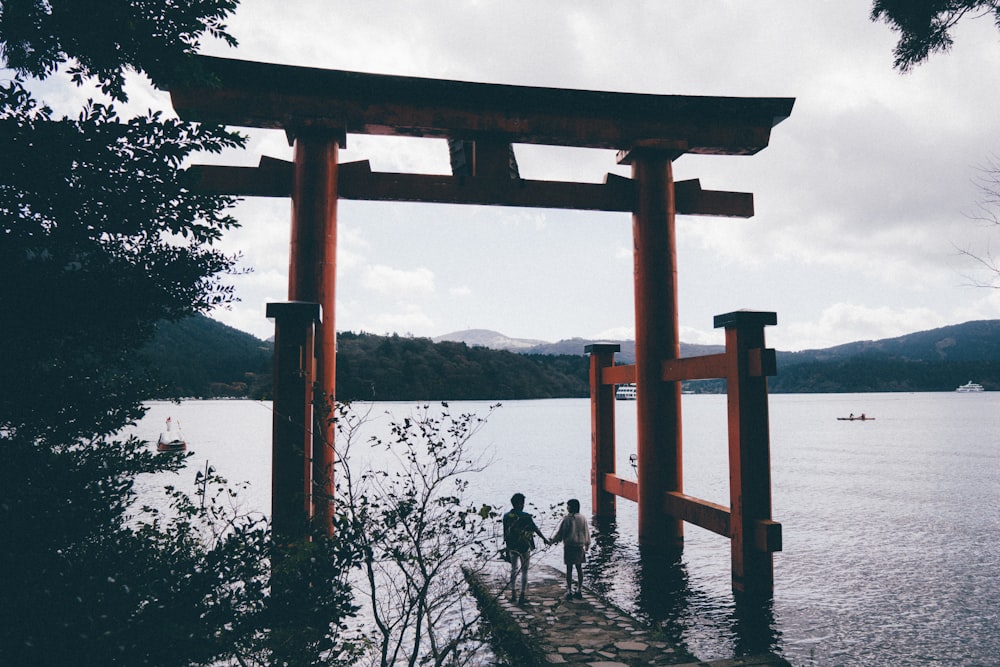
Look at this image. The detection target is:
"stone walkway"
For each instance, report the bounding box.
[467,564,791,667]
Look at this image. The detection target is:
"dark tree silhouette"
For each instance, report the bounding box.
[1,4,359,665]
[871,0,1000,71]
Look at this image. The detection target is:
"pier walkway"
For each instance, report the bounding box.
[467,564,790,667]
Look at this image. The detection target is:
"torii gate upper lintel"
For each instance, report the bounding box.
[170,55,794,594]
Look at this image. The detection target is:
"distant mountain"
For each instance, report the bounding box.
[780,320,1000,364]
[431,329,723,363]
[433,329,547,350]
[770,319,1000,393]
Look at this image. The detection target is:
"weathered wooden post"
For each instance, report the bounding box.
[266,301,319,544]
[586,343,620,517]
[265,302,319,661]
[620,145,685,550]
[715,310,781,595]
[288,129,342,535]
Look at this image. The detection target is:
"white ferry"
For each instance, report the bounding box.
[615,384,636,400]
[956,381,984,393]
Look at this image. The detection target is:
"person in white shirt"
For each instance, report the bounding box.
[549,498,590,599]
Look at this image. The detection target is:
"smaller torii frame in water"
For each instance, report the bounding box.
[169,56,793,594]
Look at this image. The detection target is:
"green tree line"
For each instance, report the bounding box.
[142,317,1000,399]
[335,331,590,401]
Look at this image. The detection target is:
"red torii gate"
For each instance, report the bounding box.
[169,55,793,593]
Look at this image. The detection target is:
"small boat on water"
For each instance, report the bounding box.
[837,414,874,421]
[956,381,984,393]
[157,417,187,452]
[616,384,636,400]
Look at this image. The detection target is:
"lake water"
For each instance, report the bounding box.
[133,393,1000,666]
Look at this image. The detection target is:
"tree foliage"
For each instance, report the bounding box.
[0,0,238,100]
[0,2,351,665]
[0,0,246,443]
[335,402,503,667]
[871,0,1000,71]
[141,314,273,398]
[0,82,245,443]
[336,332,590,401]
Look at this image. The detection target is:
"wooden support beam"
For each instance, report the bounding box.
[674,178,754,218]
[660,353,728,382]
[185,158,754,217]
[601,364,635,386]
[661,492,781,554]
[602,473,639,503]
[663,491,730,537]
[338,162,637,211]
[185,156,293,197]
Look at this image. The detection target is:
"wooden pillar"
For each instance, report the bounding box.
[586,343,620,517]
[619,146,684,550]
[289,129,342,535]
[266,301,319,544]
[715,310,780,595]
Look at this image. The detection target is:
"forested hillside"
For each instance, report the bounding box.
[140,315,272,398]
[335,332,589,401]
[771,320,1000,392]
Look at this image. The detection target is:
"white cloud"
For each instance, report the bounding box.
[361,265,435,296]
[593,326,634,341]
[680,326,725,347]
[780,302,946,351]
[449,285,472,297]
[367,304,436,337]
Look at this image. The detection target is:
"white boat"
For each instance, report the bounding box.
[157,417,187,452]
[956,381,984,393]
[615,384,636,400]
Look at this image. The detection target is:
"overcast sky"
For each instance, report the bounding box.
[46,1,1000,350]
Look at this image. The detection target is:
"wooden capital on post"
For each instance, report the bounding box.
[714,310,779,595]
[586,343,620,517]
[620,145,685,550]
[289,128,343,536]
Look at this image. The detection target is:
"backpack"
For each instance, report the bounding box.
[504,510,534,553]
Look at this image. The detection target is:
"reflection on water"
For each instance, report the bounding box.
[585,515,780,660]
[732,588,781,658]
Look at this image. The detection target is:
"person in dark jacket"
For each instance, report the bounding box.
[502,492,548,604]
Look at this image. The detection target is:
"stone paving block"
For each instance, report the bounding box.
[614,640,648,651]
